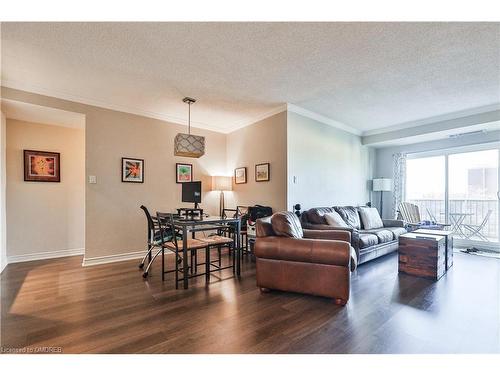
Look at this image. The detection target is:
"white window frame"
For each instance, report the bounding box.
[406,141,500,251]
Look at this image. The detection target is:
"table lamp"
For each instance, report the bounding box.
[372,178,392,217]
[212,176,232,217]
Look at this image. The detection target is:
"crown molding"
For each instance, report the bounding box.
[286,103,362,136]
[226,104,288,134]
[1,80,231,133]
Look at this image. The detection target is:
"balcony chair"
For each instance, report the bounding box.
[398,202,449,231]
[462,210,493,242]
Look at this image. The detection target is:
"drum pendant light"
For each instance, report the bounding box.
[174,97,205,158]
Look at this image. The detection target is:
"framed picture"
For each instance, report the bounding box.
[234,167,247,184]
[176,163,193,183]
[24,150,60,182]
[122,157,144,183]
[255,163,270,182]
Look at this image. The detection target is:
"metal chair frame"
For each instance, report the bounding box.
[462,210,493,242]
[140,206,182,278]
[219,206,249,254]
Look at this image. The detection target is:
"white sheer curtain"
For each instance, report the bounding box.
[392,152,407,219]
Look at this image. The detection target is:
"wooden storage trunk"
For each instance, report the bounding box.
[414,229,453,270]
[398,233,446,280]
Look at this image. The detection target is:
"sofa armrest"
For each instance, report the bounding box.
[255,237,351,268]
[303,229,351,243]
[383,219,404,228]
[301,223,360,259]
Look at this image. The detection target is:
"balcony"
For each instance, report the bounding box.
[408,199,498,242]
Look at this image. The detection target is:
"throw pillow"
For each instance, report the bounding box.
[271,211,304,238]
[358,207,384,230]
[307,207,336,224]
[334,206,362,229]
[324,212,349,228]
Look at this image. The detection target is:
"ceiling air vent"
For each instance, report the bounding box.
[448,130,485,139]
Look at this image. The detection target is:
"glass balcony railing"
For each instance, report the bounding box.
[408,199,498,242]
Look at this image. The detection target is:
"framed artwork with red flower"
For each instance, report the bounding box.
[122,157,144,183]
[24,150,60,182]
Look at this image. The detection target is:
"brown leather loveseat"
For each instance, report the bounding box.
[254,211,357,305]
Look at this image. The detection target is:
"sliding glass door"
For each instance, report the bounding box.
[405,144,499,251]
[448,149,498,244]
[406,155,446,223]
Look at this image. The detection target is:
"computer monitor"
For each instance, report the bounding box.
[181,181,202,208]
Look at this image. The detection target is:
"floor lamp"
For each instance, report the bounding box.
[372,178,392,218]
[212,176,232,217]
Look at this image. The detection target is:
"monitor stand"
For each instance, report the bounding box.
[177,206,203,219]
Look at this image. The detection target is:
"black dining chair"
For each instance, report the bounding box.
[138,205,160,270]
[157,212,210,287]
[218,207,249,255]
[139,206,181,278]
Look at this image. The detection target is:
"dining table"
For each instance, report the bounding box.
[172,215,241,289]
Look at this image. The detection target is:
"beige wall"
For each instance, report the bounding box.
[287,112,374,210]
[6,119,85,258]
[0,111,6,273]
[2,87,376,265]
[2,87,227,262]
[226,112,287,211]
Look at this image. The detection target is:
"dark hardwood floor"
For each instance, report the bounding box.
[1,250,499,353]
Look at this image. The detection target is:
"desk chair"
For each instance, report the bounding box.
[140,206,182,278]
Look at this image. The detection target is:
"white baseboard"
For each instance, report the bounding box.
[7,248,84,264]
[82,250,152,267]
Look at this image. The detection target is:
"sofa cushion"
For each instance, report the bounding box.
[359,233,378,248]
[307,207,336,224]
[385,226,406,239]
[361,228,393,243]
[271,211,304,238]
[358,207,384,230]
[334,206,361,229]
[324,212,349,228]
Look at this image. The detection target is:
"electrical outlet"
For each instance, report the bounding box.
[88,175,97,184]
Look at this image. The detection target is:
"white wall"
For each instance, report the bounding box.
[375,130,500,218]
[6,119,85,261]
[0,112,6,273]
[287,111,374,211]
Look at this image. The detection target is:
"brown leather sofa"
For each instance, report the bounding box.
[254,212,357,305]
[301,206,406,265]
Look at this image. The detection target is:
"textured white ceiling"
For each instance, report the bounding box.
[1,22,499,133]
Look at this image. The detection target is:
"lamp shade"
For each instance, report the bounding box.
[372,178,392,192]
[212,176,232,191]
[174,133,205,158]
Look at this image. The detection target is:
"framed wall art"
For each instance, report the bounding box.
[234,167,247,184]
[255,163,270,182]
[122,157,144,183]
[176,163,193,183]
[24,150,60,182]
